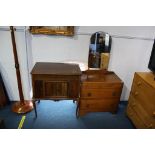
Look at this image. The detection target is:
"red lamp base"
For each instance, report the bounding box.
[12,100,34,114]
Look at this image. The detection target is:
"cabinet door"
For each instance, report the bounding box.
[44,81,68,98]
[68,80,80,98]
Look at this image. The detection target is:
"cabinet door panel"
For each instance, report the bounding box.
[44,81,68,98]
[34,80,44,98]
[68,80,80,98]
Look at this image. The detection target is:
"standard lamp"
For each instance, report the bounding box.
[10,26,34,113]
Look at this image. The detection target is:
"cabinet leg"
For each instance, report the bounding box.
[76,105,79,118]
[33,101,37,118]
[111,110,117,114]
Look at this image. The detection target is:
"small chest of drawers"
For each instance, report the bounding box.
[127,72,155,129]
[78,70,123,116]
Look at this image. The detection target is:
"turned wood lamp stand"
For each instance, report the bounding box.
[10,26,34,114]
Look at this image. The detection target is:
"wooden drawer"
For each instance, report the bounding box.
[81,88,122,99]
[80,99,119,111]
[127,105,145,129]
[128,96,155,128]
[131,74,155,115]
[82,82,122,89]
[127,72,155,128]
[132,73,155,104]
[129,94,155,122]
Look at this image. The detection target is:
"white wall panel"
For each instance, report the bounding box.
[0,26,155,101]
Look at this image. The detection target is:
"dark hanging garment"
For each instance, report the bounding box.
[0,73,9,108]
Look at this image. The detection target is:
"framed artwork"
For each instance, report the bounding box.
[29,26,74,36]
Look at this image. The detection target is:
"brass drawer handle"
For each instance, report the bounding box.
[87,93,92,97]
[128,111,133,117]
[153,111,155,117]
[134,92,139,96]
[137,82,142,86]
[132,102,136,107]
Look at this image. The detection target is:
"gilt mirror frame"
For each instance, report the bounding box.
[29,26,74,36]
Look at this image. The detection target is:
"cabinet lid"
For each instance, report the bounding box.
[31,62,82,75]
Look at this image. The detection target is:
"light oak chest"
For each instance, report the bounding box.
[127,72,155,128]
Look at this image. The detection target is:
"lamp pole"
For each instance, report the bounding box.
[10,26,34,114]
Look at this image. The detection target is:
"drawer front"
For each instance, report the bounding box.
[128,96,155,128]
[82,82,123,89]
[79,99,119,111]
[129,94,155,122]
[81,88,122,99]
[131,75,155,114]
[132,74,155,104]
[127,105,145,129]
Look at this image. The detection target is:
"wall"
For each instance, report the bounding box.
[0,26,155,101]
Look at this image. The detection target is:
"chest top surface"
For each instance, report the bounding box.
[31,62,82,75]
[81,70,123,83]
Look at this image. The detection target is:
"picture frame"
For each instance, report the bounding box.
[29,26,74,36]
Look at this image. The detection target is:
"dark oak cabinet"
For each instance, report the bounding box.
[31,62,82,100]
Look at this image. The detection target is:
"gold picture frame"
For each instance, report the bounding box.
[29,26,74,36]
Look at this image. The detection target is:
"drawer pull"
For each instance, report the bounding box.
[153,112,155,117]
[134,92,139,96]
[132,102,136,107]
[128,111,133,117]
[86,104,89,108]
[87,93,92,97]
[137,82,142,86]
[112,92,117,97]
